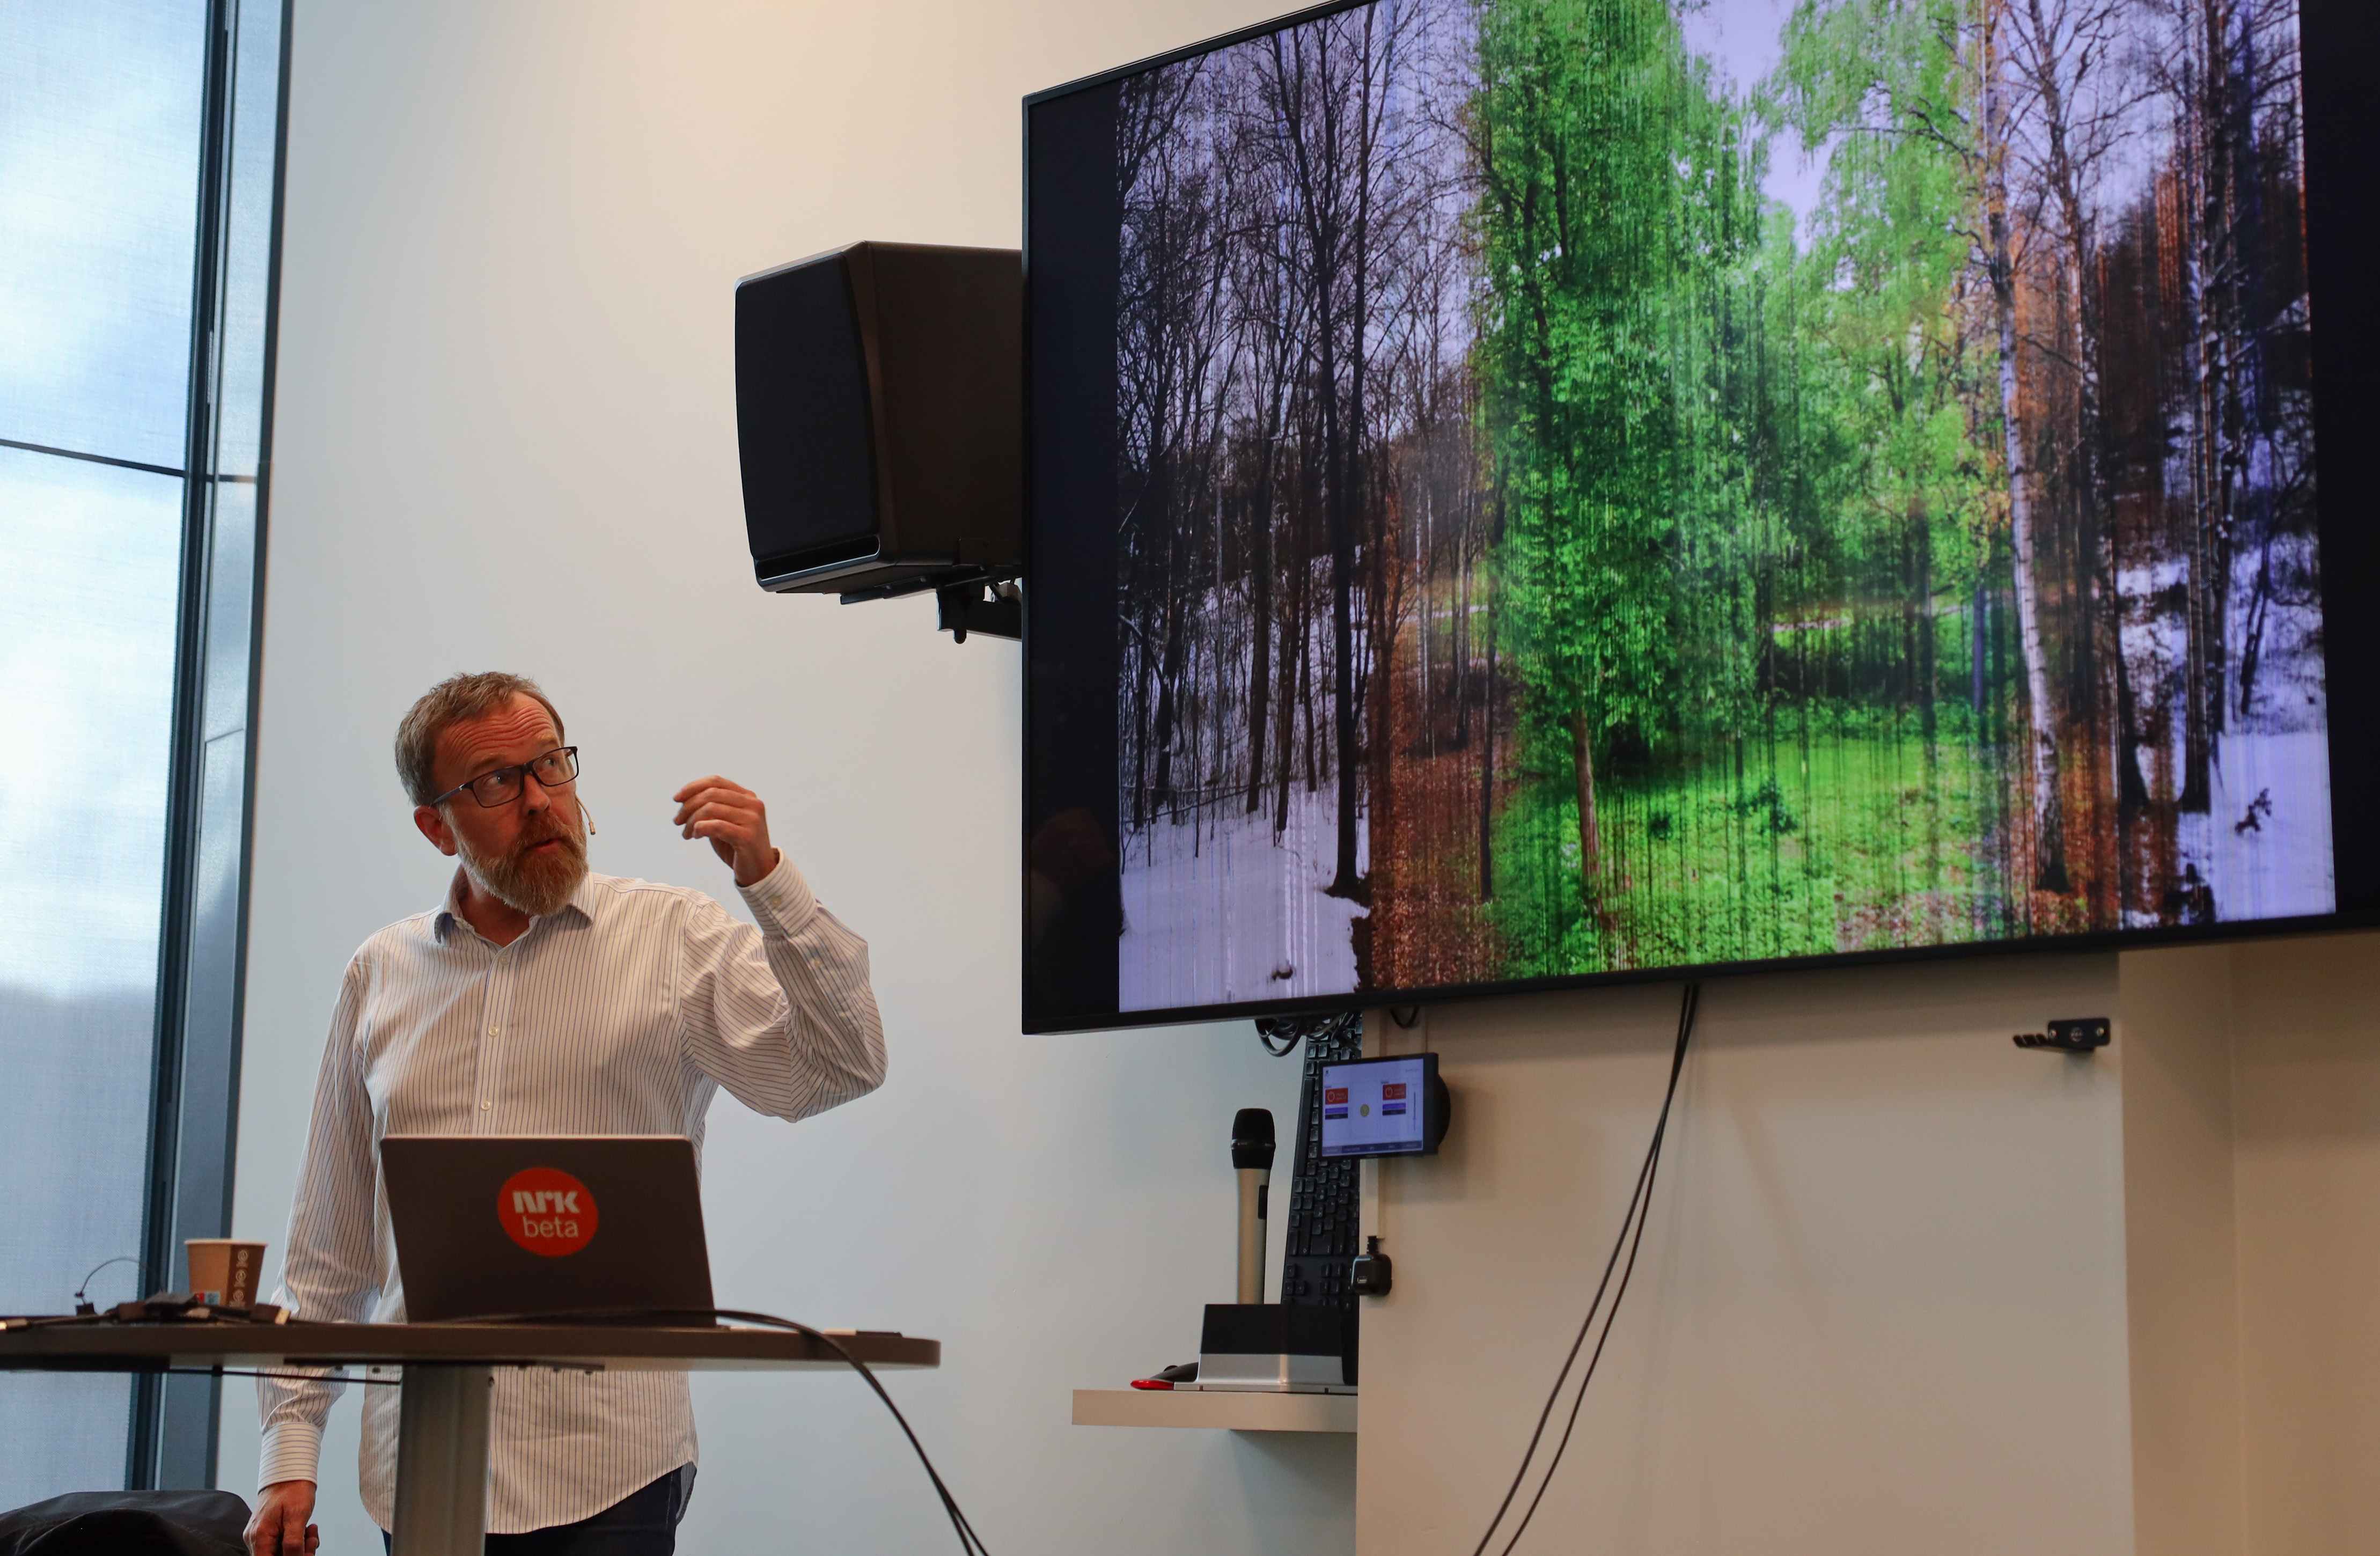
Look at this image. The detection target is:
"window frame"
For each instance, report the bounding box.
[122,0,293,1491]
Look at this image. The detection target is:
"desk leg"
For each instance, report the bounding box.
[391,1364,492,1556]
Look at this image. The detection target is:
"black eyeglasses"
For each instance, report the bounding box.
[429,746,580,809]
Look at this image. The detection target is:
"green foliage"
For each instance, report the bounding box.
[1473,0,1763,765]
[1767,0,2002,605]
[1472,0,2025,962]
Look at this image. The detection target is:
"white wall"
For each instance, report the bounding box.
[225,2,1347,1552]
[2231,933,2380,1555]
[1355,959,2138,1556]
[2116,946,2246,1556]
[1346,934,2380,1556]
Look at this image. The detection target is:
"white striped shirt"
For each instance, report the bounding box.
[258,857,885,1533]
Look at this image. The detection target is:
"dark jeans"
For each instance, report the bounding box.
[380,1465,693,1556]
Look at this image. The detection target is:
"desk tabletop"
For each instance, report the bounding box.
[0,1321,937,1373]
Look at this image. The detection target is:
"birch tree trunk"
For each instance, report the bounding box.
[1986,3,2070,894]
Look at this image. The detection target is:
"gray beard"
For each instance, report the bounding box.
[459,812,589,919]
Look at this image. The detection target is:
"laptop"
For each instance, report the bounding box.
[381,1135,716,1325]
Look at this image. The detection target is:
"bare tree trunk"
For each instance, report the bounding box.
[1451,507,1473,750]
[1998,314,2069,893]
[1130,607,1155,830]
[2178,4,2245,813]
[1971,578,1987,713]
[1325,187,1369,895]
[1986,15,2070,894]
[1478,584,1497,902]
[1301,553,1320,796]
[1918,513,1938,743]
[1571,710,1602,907]
[2019,0,2148,903]
[1904,500,1934,739]
[2176,46,2214,812]
[2222,0,2272,723]
[1275,544,1305,838]
[1244,443,1276,812]
[1150,527,1188,823]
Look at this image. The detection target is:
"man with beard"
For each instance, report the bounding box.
[244,672,884,1556]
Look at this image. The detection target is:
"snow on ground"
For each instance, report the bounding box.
[1119,788,1369,1013]
[2180,728,2334,920]
[2181,532,2335,921]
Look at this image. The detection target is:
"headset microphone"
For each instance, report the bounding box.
[1231,1108,1275,1304]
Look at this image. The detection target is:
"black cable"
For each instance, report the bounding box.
[3,1312,114,1330]
[74,1256,142,1310]
[432,1307,988,1556]
[1494,994,1691,1555]
[1469,981,1699,1556]
[1258,1009,1361,1058]
[1255,1013,1314,1056]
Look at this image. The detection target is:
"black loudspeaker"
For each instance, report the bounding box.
[734,241,1022,598]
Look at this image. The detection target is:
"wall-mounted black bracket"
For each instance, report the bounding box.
[2014,1017,2111,1053]
[937,579,1021,642]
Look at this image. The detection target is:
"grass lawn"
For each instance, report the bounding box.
[1488,704,2014,978]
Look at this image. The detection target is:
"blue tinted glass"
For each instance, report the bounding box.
[0,447,183,1499]
[0,0,207,469]
[209,0,281,480]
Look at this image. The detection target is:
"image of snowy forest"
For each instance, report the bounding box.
[1112,0,2331,1012]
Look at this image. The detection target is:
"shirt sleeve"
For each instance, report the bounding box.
[258,954,384,1487]
[678,854,887,1120]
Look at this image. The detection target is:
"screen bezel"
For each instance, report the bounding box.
[1021,0,2380,1036]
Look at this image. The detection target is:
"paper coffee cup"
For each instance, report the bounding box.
[185,1239,266,1308]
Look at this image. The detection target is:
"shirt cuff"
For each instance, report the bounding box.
[259,1420,323,1488]
[738,852,817,934]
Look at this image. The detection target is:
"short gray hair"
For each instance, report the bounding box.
[394,671,566,805]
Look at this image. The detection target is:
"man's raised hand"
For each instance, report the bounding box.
[671,775,781,887]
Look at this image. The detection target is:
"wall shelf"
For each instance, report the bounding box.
[1071,1388,1356,1434]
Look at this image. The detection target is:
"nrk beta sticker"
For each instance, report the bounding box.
[498,1166,598,1257]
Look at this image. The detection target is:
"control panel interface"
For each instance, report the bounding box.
[1321,1055,1430,1158]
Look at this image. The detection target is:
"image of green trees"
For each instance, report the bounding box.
[1114,0,2327,1007]
[1476,0,2010,974]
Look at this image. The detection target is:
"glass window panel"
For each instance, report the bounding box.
[0,447,183,1499]
[209,0,284,481]
[201,481,255,742]
[0,0,207,470]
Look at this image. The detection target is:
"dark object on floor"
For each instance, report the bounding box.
[0,1490,250,1556]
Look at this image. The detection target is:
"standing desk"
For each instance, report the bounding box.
[0,1321,939,1556]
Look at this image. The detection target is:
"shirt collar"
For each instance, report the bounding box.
[562,869,603,921]
[433,865,599,944]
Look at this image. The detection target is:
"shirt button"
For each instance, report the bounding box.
[480,1099,491,1111]
[487,1027,498,1037]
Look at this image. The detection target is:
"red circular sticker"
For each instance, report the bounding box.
[498,1167,598,1257]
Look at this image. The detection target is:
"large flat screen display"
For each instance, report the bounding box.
[1024,0,2380,1033]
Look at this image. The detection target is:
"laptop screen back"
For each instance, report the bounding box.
[381,1135,716,1324]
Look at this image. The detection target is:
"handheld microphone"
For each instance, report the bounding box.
[1231,1108,1275,1304]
